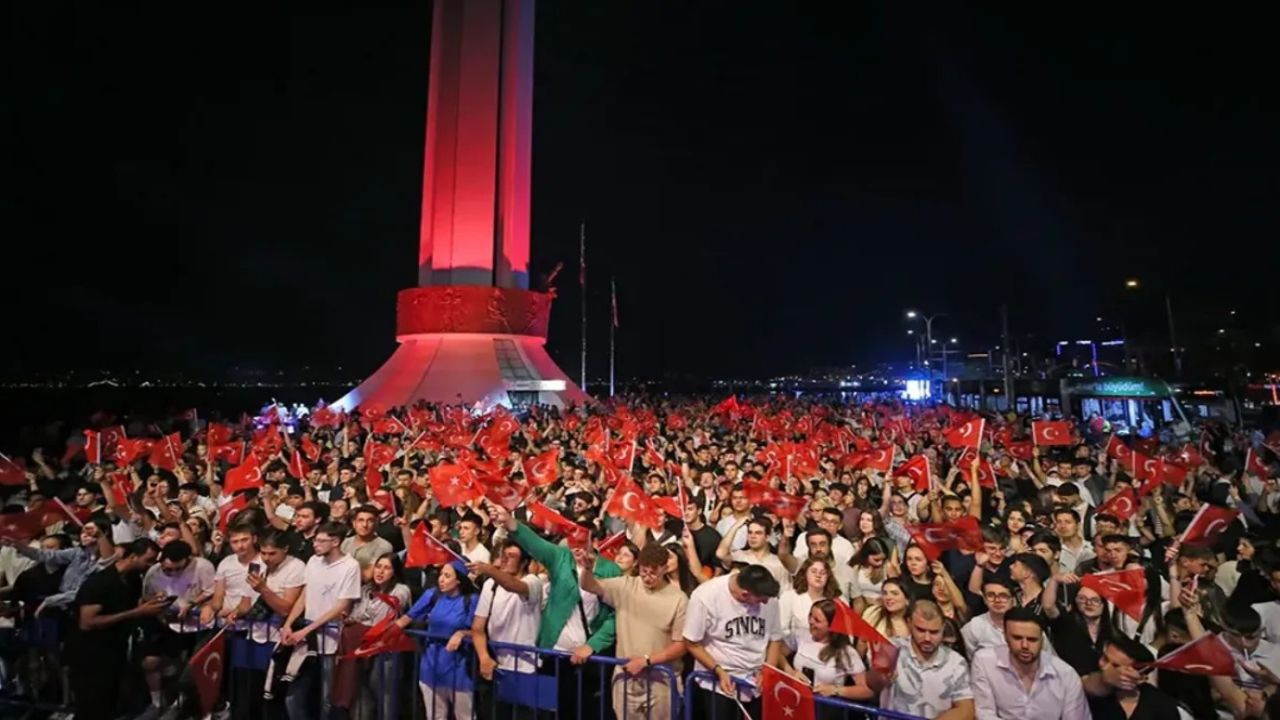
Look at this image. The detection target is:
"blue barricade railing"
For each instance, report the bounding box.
[683,670,925,720]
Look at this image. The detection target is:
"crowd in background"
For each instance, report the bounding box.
[1,396,1279,720]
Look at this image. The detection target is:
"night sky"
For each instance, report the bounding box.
[7,3,1278,381]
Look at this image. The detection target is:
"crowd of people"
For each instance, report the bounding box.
[0,396,1278,720]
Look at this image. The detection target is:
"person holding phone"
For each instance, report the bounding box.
[137,540,216,717]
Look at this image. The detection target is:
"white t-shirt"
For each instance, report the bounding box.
[683,573,783,698]
[715,516,750,551]
[463,542,492,565]
[143,557,216,633]
[778,589,817,642]
[248,556,307,643]
[302,553,362,652]
[551,586,600,652]
[850,566,884,603]
[789,634,865,687]
[476,574,545,672]
[1254,601,1280,644]
[215,553,263,613]
[729,549,789,588]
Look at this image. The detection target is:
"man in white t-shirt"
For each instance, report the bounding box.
[683,565,785,720]
[282,522,362,720]
[793,509,855,566]
[472,540,544,678]
[202,524,261,625]
[138,540,215,715]
[245,529,306,643]
[459,512,492,565]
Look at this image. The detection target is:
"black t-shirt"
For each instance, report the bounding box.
[72,565,139,658]
[1087,684,1183,720]
[689,524,722,571]
[283,527,315,562]
[1048,612,1107,676]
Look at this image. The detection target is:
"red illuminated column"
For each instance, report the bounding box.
[418,0,533,290]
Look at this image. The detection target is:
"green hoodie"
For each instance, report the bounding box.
[510,522,620,652]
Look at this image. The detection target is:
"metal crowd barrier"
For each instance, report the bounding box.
[683,670,924,720]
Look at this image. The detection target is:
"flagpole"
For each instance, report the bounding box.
[579,221,588,393]
[609,276,616,398]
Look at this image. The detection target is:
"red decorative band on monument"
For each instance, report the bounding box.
[395,286,552,338]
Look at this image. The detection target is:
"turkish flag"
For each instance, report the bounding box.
[310,406,340,429]
[209,441,245,465]
[1005,440,1035,462]
[652,495,683,519]
[83,430,103,464]
[1177,444,1206,468]
[1151,633,1237,676]
[711,395,741,417]
[1179,504,1240,546]
[217,494,248,532]
[606,477,663,529]
[1031,421,1073,446]
[1134,437,1160,455]
[1130,452,1160,482]
[1082,568,1147,621]
[945,418,985,449]
[286,449,307,479]
[666,413,687,431]
[113,438,148,467]
[0,456,28,486]
[763,490,808,521]
[897,454,932,491]
[608,440,637,472]
[595,531,628,560]
[959,449,997,489]
[0,508,49,542]
[301,436,322,463]
[189,630,227,715]
[1160,459,1189,487]
[1104,435,1133,462]
[149,433,183,471]
[429,463,482,508]
[405,523,464,568]
[526,501,592,547]
[206,423,235,447]
[372,417,407,436]
[907,516,983,561]
[830,598,887,645]
[761,665,814,720]
[364,442,397,471]
[476,473,526,511]
[344,607,417,659]
[223,459,263,495]
[1095,487,1139,522]
[100,425,126,454]
[108,473,135,506]
[523,448,560,487]
[1246,449,1270,480]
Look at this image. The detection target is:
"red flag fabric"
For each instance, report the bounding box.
[1130,452,1160,483]
[522,448,560,487]
[1031,421,1073,446]
[830,598,887,645]
[301,436,322,463]
[286,449,307,479]
[207,423,235,447]
[762,489,808,521]
[1095,487,1139,522]
[958,449,997,489]
[1150,633,1237,676]
[429,464,482,508]
[83,430,103,464]
[108,473,134,507]
[1179,504,1240,546]
[1005,441,1034,462]
[1104,435,1133,463]
[189,630,227,716]
[761,664,814,720]
[595,531,628,560]
[0,456,27,486]
[945,418,984,449]
[405,523,461,568]
[149,433,183,471]
[113,438,150,467]
[1177,444,1206,468]
[652,495,683,518]
[1082,568,1147,621]
[907,516,984,561]
[1159,459,1189,488]
[223,459,263,495]
[526,501,591,547]
[209,441,245,465]
[605,477,663,529]
[218,494,249,531]
[364,443,397,471]
[0,509,49,542]
[1246,449,1271,479]
[344,613,417,659]
[897,454,932,491]
[372,417,407,436]
[476,473,526,511]
[608,440,637,472]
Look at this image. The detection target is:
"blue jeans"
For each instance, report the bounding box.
[286,655,342,720]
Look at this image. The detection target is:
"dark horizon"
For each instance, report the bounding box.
[6,3,1278,381]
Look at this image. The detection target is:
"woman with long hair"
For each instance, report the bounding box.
[398,560,479,720]
[342,553,412,720]
[779,558,842,641]
[896,545,935,602]
[847,508,886,556]
[781,599,875,717]
[662,542,701,595]
[1043,573,1119,675]
[847,537,891,611]
[860,578,910,640]
[612,541,640,575]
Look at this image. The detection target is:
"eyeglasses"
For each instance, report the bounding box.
[984,592,1013,601]
[1077,596,1104,607]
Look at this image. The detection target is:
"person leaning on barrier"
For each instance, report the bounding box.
[580,541,688,720]
[469,539,544,718]
[683,564,784,720]
[969,606,1089,720]
[136,540,215,718]
[867,598,974,720]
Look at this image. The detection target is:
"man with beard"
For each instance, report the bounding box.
[970,607,1088,720]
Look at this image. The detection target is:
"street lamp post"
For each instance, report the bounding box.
[906,310,946,395]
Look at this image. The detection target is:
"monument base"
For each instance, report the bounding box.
[334,333,588,411]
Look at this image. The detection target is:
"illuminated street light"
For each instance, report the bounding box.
[950,337,958,344]
[907,329,914,335]
[906,310,918,319]
[1125,279,1140,289]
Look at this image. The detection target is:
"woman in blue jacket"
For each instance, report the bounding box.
[397,560,478,720]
